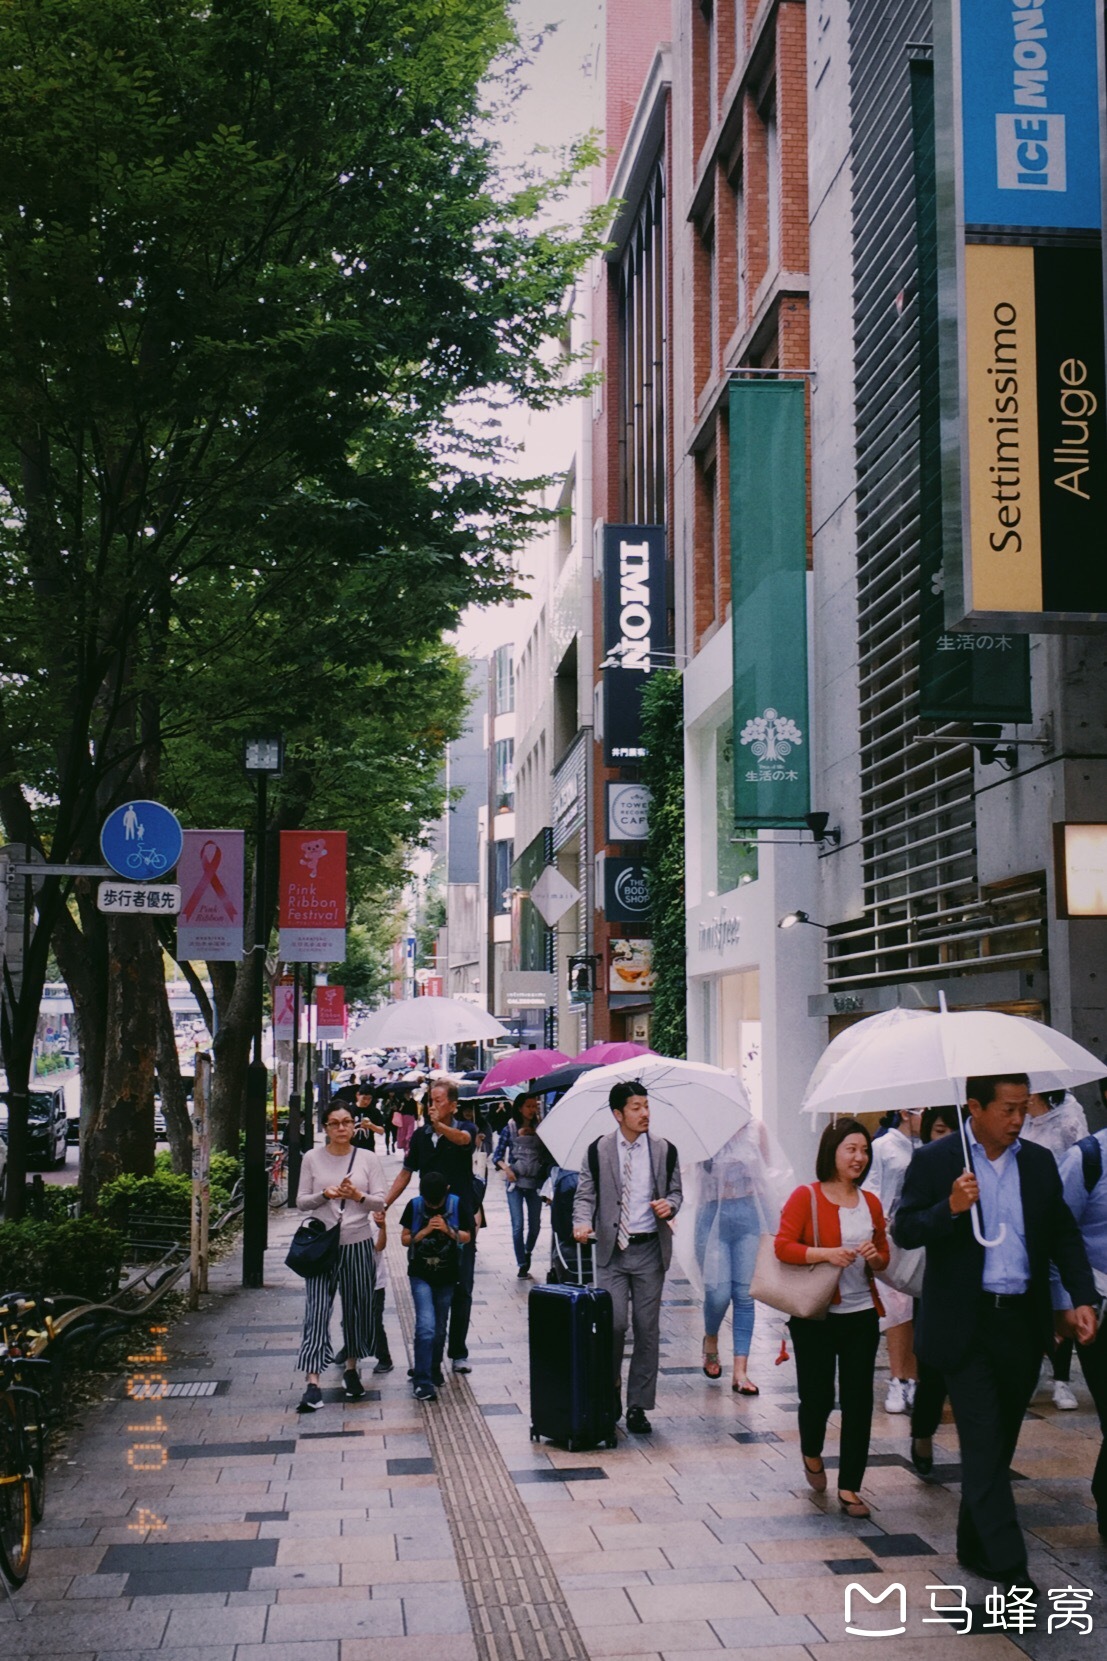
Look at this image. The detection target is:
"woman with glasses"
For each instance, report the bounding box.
[295,1100,387,1411]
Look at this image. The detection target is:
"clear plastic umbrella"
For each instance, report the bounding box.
[536,1055,751,1171]
[352,998,508,1048]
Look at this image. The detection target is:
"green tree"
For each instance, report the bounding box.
[0,0,606,1211]
[641,671,687,1058]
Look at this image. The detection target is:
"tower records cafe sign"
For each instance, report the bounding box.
[602,526,669,764]
[937,0,1107,629]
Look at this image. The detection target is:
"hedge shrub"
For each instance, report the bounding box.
[0,1215,124,1302]
[102,1165,236,1237]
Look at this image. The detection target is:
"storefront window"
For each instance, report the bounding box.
[716,718,757,892]
[719,969,762,1117]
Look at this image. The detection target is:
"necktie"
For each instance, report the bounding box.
[617,1142,634,1251]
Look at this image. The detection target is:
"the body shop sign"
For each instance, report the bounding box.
[278,831,347,961]
[938,0,1107,628]
[602,525,668,764]
[603,858,651,926]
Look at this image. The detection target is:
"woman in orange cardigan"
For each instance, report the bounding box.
[775,1117,889,1518]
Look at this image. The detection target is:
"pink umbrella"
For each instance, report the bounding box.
[574,1041,655,1066]
[478,1048,574,1093]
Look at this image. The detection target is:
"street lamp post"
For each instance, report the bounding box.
[242,735,284,1288]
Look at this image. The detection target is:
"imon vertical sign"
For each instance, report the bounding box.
[937,0,1107,628]
[601,526,668,764]
[277,832,347,961]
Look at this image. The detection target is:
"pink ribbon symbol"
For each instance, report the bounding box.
[182,839,239,923]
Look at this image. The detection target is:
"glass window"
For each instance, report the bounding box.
[763,88,780,268]
[493,839,514,916]
[716,717,757,891]
[494,737,515,812]
[493,645,515,715]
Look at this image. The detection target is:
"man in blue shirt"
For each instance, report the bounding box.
[1055,1127,1107,1536]
[896,1073,1097,1591]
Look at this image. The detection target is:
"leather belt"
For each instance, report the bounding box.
[622,1231,659,1246]
[979,1290,1029,1309]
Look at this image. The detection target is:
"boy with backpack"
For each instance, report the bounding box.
[401,1170,473,1401]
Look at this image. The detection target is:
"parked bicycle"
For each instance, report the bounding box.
[0,1294,53,1587]
[267,1142,289,1208]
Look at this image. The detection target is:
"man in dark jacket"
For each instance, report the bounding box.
[895,1072,1097,1589]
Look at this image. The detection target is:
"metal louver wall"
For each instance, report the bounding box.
[830,0,1045,988]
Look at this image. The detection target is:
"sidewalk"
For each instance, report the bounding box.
[4,1152,1105,1661]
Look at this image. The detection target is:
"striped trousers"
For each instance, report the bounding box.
[297,1237,377,1373]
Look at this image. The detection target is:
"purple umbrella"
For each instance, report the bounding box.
[478,1048,574,1093]
[573,1041,655,1066]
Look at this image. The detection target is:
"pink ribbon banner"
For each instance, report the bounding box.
[176,830,245,962]
[316,984,346,1041]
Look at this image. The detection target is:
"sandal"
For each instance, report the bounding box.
[838,1490,872,1519]
[732,1380,759,1396]
[802,1455,827,1493]
[702,1344,723,1380]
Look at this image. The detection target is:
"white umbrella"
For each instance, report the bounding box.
[537,1055,752,1171]
[801,1007,938,1112]
[801,1004,1104,1119]
[352,998,508,1048]
[800,995,1106,1247]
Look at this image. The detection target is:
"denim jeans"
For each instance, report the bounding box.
[695,1196,760,1356]
[410,1276,454,1390]
[507,1185,543,1267]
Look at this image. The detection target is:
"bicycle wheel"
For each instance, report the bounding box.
[10,1386,45,1522]
[0,1394,33,1586]
[268,1156,288,1208]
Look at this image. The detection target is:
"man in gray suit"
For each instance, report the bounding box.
[573,1080,682,1434]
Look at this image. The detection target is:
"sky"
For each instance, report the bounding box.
[453,0,600,662]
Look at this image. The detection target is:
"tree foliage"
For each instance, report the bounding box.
[0,0,606,1207]
[641,670,687,1059]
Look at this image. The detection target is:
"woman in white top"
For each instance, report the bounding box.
[295,1099,387,1411]
[864,1108,923,1416]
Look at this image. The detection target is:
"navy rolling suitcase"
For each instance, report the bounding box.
[528,1280,617,1451]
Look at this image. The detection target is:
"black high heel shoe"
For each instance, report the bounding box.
[910,1437,934,1477]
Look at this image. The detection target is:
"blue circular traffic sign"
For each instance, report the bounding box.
[100,800,184,880]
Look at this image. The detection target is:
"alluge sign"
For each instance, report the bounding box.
[602,525,668,764]
[939,0,1107,627]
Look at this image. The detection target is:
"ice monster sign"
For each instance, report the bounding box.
[278,831,347,962]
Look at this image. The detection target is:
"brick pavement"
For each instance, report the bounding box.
[3,1151,1106,1660]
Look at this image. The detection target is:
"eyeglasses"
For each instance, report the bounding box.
[327,1117,355,1127]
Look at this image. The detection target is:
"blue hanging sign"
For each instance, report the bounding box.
[100,800,184,880]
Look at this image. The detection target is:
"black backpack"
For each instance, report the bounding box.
[1078,1133,1104,1193]
[408,1194,461,1284]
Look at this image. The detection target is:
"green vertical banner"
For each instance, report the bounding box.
[730,379,810,827]
[911,59,1031,719]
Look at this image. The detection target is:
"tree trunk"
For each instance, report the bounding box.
[83,916,161,1204]
[154,977,192,1175]
[208,959,252,1154]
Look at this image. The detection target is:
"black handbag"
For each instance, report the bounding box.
[286,1152,356,1278]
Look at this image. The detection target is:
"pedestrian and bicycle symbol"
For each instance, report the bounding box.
[100,800,184,880]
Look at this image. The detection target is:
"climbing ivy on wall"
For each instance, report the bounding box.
[641,670,687,1058]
